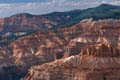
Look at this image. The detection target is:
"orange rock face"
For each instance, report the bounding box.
[25,43,120,80]
[3,13,56,32]
[7,19,120,61]
[0,19,119,65]
[0,19,120,79]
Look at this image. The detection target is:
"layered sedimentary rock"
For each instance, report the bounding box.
[72,19,120,44]
[25,43,120,80]
[0,4,120,80]
[8,19,120,59]
[3,13,57,32]
[0,19,120,68]
[0,19,120,80]
[0,11,81,32]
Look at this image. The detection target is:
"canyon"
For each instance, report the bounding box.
[25,43,120,80]
[0,4,120,80]
[0,19,120,80]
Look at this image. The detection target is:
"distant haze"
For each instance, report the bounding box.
[0,0,120,17]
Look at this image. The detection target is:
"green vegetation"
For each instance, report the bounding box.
[47,4,120,29]
[1,4,120,46]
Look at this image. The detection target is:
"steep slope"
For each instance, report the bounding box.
[72,4,120,24]
[2,19,120,62]
[1,4,120,47]
[1,11,82,33]
[0,4,120,80]
[0,11,82,46]
[71,19,120,45]
[25,43,120,80]
[3,13,56,32]
[0,19,119,75]
[0,18,119,80]
[0,4,120,33]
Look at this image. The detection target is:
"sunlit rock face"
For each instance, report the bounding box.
[8,19,120,59]
[0,19,119,69]
[25,43,120,80]
[0,19,120,80]
[72,19,120,45]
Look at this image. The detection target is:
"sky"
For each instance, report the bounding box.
[0,0,120,17]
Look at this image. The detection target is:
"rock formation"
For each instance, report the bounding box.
[25,43,120,80]
[0,4,120,80]
[0,19,120,68]
[0,19,120,80]
[2,13,57,32]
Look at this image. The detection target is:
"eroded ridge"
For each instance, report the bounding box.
[24,43,120,80]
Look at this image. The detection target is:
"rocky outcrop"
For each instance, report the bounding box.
[25,43,120,80]
[0,4,120,80]
[72,19,120,45]
[3,13,57,32]
[0,19,120,80]
[0,10,81,32]
[0,19,120,69]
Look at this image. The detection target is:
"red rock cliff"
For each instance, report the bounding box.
[0,19,120,79]
[24,43,120,80]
